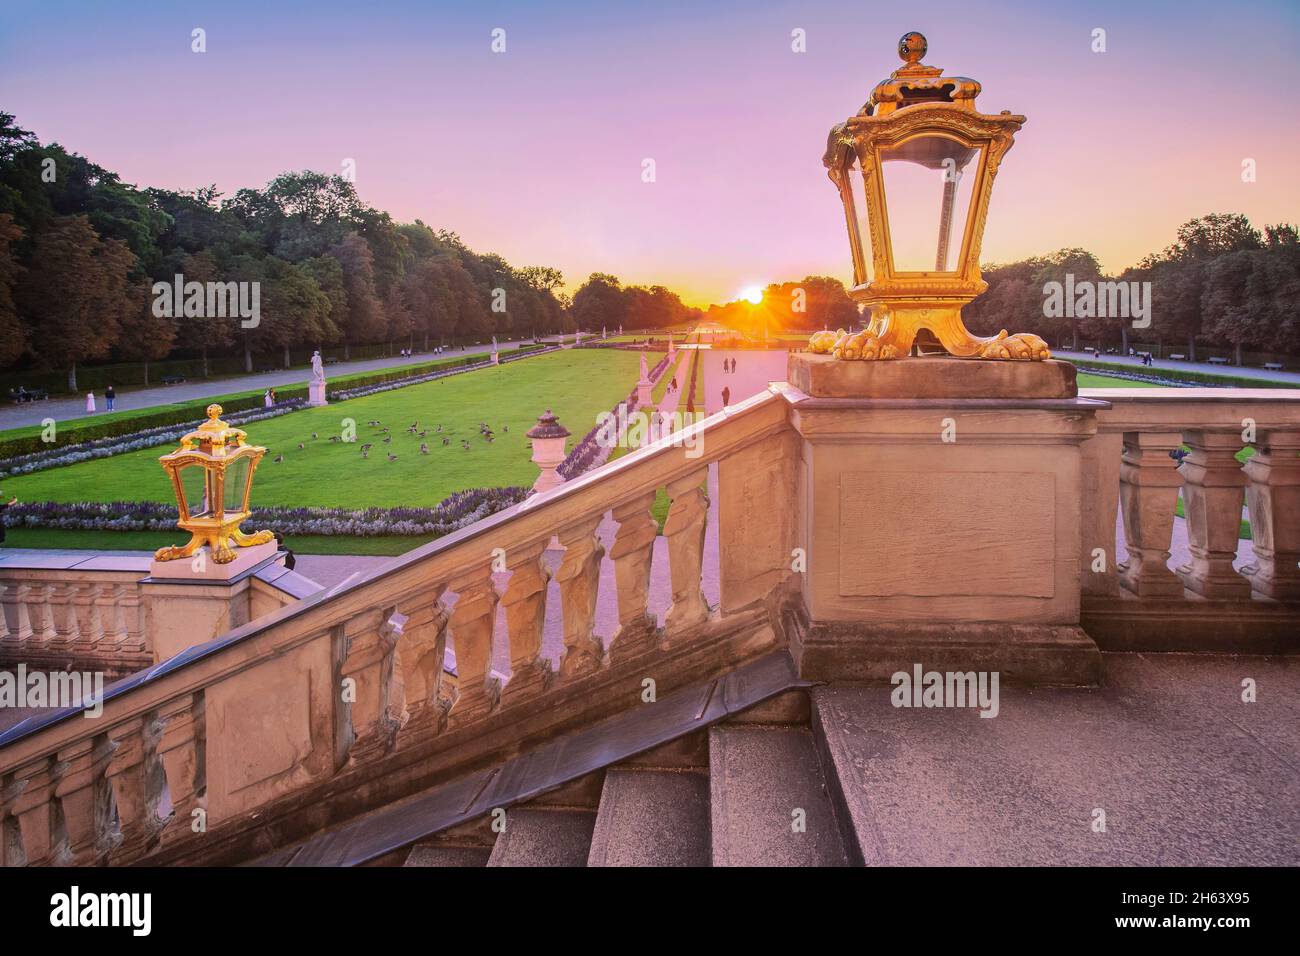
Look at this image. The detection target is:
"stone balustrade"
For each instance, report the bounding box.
[2,381,1297,866]
[0,390,794,866]
[0,553,319,679]
[0,557,152,677]
[1077,387,1300,650]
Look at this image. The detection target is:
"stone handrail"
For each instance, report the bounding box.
[0,389,796,866]
[1077,387,1300,647]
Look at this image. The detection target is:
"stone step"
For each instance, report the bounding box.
[587,768,710,867]
[403,844,492,867]
[486,808,596,867]
[708,726,849,866]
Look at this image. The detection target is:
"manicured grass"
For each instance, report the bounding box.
[4,349,641,511]
[1077,373,1162,389]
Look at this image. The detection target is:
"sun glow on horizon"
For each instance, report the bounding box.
[738,285,765,305]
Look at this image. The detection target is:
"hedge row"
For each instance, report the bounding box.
[0,345,546,459]
[1070,359,1295,389]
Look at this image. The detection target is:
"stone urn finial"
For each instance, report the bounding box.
[526,409,571,494]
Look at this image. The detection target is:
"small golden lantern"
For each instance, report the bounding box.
[814,31,1048,361]
[154,404,274,564]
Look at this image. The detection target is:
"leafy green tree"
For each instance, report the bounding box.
[18,215,135,390]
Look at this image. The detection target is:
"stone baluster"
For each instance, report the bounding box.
[115,584,147,657]
[73,583,106,656]
[8,756,56,866]
[447,564,501,722]
[608,493,660,657]
[29,584,56,649]
[1242,430,1300,599]
[1078,431,1123,596]
[1175,429,1251,597]
[52,737,112,864]
[0,583,10,645]
[47,582,81,653]
[663,469,711,634]
[104,716,164,861]
[1118,431,1185,597]
[397,595,452,733]
[555,516,606,677]
[156,693,206,843]
[338,609,407,763]
[499,541,553,700]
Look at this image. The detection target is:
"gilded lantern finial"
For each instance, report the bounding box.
[813,34,1050,362]
[898,31,927,65]
[154,406,275,564]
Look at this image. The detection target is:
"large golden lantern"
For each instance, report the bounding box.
[154,404,274,564]
[813,32,1048,362]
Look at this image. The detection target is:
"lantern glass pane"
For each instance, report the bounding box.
[223,456,250,513]
[848,156,873,285]
[880,136,980,273]
[180,464,210,519]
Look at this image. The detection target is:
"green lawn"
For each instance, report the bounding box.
[1077,373,1161,389]
[5,349,641,511]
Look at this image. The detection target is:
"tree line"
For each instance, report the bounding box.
[1,111,694,391]
[964,213,1300,361]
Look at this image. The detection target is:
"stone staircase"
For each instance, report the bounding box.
[400,687,850,867]
[381,648,1300,868]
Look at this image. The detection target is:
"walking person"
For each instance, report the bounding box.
[105,384,116,411]
[85,391,96,414]
[722,385,731,407]
[263,388,273,408]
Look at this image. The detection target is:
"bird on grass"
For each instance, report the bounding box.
[417,430,427,438]
[420,443,429,454]
[436,424,443,433]
[329,436,340,443]
[274,454,285,463]
[382,435,392,444]
[387,452,398,462]
[297,442,305,450]
[442,437,450,446]
[311,432,318,439]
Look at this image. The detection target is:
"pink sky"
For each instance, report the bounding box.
[2,0,1298,306]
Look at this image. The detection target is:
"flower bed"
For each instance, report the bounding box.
[3,486,530,538]
[557,352,671,481]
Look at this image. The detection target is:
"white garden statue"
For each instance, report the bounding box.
[309,350,328,406]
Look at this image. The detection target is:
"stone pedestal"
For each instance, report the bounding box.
[787,353,1105,685]
[144,542,282,661]
[308,380,327,406]
[491,351,500,366]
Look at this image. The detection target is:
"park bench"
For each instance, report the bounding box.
[1169,353,1186,360]
[161,375,187,385]
[324,357,340,365]
[1207,357,1230,365]
[1264,362,1284,371]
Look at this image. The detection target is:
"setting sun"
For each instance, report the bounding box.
[739,285,764,305]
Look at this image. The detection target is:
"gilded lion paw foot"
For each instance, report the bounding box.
[976,330,1050,361]
[832,330,900,361]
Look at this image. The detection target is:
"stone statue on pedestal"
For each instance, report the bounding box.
[309,350,328,405]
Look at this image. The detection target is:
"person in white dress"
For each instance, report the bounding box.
[85,392,96,413]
